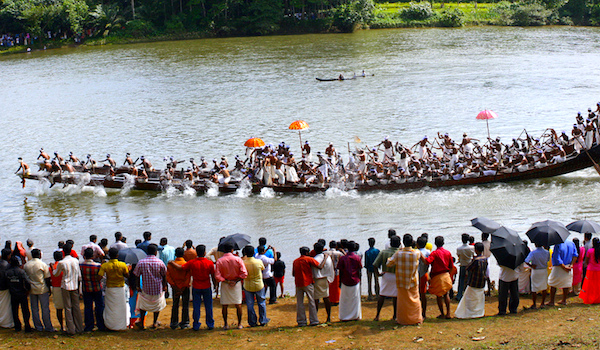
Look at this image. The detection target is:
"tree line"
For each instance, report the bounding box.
[0,0,599,45]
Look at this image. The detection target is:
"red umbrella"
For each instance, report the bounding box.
[477,110,497,140]
[244,137,265,148]
[289,120,309,150]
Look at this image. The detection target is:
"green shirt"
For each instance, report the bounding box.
[373,247,399,274]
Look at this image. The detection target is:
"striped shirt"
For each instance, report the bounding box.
[387,247,420,289]
[466,256,488,289]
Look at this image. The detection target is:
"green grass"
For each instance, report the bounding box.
[373,1,501,26]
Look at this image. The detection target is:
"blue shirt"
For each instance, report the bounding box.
[551,241,578,266]
[137,240,151,253]
[254,247,274,259]
[159,245,176,265]
[364,247,380,272]
[525,247,550,269]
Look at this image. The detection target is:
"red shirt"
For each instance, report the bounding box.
[182,257,215,290]
[50,261,63,288]
[292,255,319,288]
[425,247,453,278]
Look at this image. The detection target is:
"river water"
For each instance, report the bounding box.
[2,26,600,291]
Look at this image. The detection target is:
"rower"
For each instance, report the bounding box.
[123,153,135,167]
[377,137,394,161]
[220,156,229,169]
[102,154,116,167]
[140,156,154,172]
[325,142,337,163]
[234,156,244,171]
[38,148,50,161]
[51,159,62,174]
[302,141,312,162]
[68,152,79,164]
[219,165,231,185]
[190,158,200,175]
[15,157,30,188]
[212,159,220,172]
[86,154,98,169]
[54,152,65,165]
[63,161,75,174]
[338,74,344,80]
[361,70,366,77]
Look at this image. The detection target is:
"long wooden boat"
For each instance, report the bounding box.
[19,144,600,195]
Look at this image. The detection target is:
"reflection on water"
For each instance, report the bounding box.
[1,27,600,291]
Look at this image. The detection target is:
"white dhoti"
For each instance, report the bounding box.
[220,281,242,305]
[384,148,393,160]
[585,131,594,149]
[531,269,549,293]
[548,266,573,289]
[454,286,485,319]
[136,291,166,313]
[104,287,130,331]
[339,284,361,321]
[285,166,299,183]
[0,290,14,328]
[517,264,531,294]
[275,169,285,185]
[379,272,398,297]
[262,166,273,186]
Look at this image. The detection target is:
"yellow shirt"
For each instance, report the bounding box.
[99,259,129,288]
[243,257,265,292]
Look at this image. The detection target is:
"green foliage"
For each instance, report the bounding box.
[165,15,186,33]
[61,0,89,33]
[400,1,434,20]
[437,8,464,26]
[233,0,283,35]
[493,1,554,25]
[333,0,376,32]
[124,19,156,37]
[89,4,125,37]
[590,3,600,24]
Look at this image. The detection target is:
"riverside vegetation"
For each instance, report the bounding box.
[1,0,600,52]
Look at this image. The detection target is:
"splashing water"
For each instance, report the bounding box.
[121,174,136,195]
[164,185,178,198]
[35,178,51,196]
[234,179,252,198]
[93,186,107,197]
[182,184,196,197]
[259,187,275,199]
[325,187,359,199]
[205,182,219,197]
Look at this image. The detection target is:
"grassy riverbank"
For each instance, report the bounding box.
[1,292,599,349]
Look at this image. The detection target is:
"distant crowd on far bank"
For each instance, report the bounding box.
[0,228,598,335]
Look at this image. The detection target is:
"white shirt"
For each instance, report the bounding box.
[23,258,50,294]
[499,265,519,282]
[457,243,475,267]
[312,253,334,283]
[110,241,128,251]
[54,255,81,291]
[257,254,275,279]
[81,242,104,260]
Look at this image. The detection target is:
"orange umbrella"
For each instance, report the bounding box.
[244,137,265,148]
[289,120,309,150]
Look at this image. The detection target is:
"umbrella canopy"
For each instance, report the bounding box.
[289,120,309,130]
[490,226,528,269]
[476,110,497,120]
[218,233,252,251]
[118,248,147,265]
[244,137,265,148]
[566,219,600,234]
[476,110,497,140]
[289,120,309,151]
[471,217,502,234]
[526,220,570,247]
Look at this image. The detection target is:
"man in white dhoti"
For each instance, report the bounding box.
[99,248,131,331]
[455,243,487,319]
[372,236,400,321]
[0,249,14,329]
[337,242,362,321]
[133,244,167,329]
[524,242,550,309]
[548,241,578,306]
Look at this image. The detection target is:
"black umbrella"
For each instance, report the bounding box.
[218,233,252,251]
[526,220,570,247]
[566,219,600,234]
[471,217,502,234]
[490,226,528,269]
[118,248,147,265]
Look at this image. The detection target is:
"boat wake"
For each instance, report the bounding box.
[259,187,275,199]
[234,179,252,198]
[205,182,219,197]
